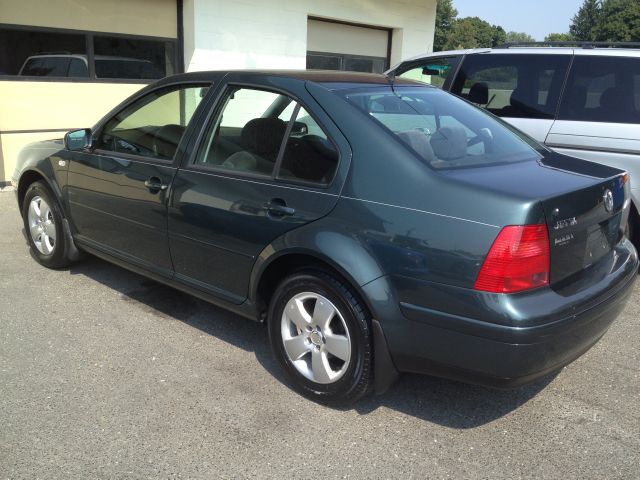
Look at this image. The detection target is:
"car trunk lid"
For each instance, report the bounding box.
[441,153,628,286]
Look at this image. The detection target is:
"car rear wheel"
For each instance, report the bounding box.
[268,270,373,404]
[22,181,71,269]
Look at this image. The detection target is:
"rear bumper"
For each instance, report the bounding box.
[365,240,638,387]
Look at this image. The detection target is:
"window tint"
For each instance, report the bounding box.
[20,56,71,77]
[195,88,289,175]
[96,85,207,160]
[342,87,544,170]
[278,107,339,184]
[451,54,571,119]
[1,28,85,76]
[398,56,461,89]
[67,58,89,77]
[0,26,176,80]
[93,35,174,79]
[306,51,386,74]
[558,56,640,124]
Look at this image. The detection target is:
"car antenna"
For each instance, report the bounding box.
[386,70,397,94]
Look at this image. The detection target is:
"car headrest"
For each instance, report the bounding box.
[468,82,489,104]
[241,118,287,156]
[430,126,467,161]
[510,87,531,108]
[397,130,435,161]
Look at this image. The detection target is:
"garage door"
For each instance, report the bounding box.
[306,19,390,74]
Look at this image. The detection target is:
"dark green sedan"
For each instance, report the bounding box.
[12,71,638,404]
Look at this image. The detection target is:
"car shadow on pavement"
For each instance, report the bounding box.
[69,256,556,429]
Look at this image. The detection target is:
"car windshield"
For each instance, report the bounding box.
[341,86,545,170]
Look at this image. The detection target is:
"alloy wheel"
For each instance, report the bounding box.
[27,196,56,255]
[280,292,352,384]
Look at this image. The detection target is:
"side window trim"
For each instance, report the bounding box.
[92,82,210,166]
[271,103,300,179]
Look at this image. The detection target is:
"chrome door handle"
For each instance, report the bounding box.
[144,177,168,192]
[264,199,295,217]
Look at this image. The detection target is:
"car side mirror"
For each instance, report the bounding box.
[64,128,92,151]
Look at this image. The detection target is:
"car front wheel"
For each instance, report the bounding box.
[22,181,71,269]
[268,270,373,404]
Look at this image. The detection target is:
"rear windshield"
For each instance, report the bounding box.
[341,86,545,170]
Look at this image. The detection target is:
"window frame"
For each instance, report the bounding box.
[188,82,341,188]
[92,82,211,165]
[0,23,179,83]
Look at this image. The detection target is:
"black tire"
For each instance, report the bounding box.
[21,181,71,269]
[268,269,373,404]
[628,210,640,250]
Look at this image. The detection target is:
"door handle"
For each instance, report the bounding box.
[264,199,295,218]
[144,177,168,192]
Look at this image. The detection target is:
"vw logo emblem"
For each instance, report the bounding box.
[603,189,614,213]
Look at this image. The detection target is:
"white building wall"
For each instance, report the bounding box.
[183,0,436,72]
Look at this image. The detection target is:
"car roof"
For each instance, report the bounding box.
[156,69,423,89]
[395,46,640,64]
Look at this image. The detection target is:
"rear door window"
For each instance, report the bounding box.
[451,54,571,119]
[397,56,461,89]
[557,56,640,124]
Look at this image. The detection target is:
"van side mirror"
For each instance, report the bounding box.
[64,128,92,151]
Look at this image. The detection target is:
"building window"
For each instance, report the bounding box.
[0,28,86,76]
[307,52,387,74]
[93,35,175,79]
[0,25,177,81]
[306,18,390,74]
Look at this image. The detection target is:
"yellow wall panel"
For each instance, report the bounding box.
[0,81,145,181]
[1,0,177,38]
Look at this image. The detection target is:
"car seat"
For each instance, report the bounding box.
[223,117,287,173]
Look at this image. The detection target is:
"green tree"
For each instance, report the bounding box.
[505,31,536,44]
[596,0,640,41]
[444,17,507,50]
[544,32,575,42]
[569,0,602,41]
[434,0,458,51]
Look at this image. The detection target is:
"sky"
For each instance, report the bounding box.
[454,0,585,41]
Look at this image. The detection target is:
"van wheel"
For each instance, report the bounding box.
[268,270,373,404]
[22,181,71,269]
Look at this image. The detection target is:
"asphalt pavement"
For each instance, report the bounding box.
[1,191,638,479]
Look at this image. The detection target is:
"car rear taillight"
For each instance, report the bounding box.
[474,225,550,294]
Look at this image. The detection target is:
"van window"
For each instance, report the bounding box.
[451,54,571,119]
[558,56,640,124]
[20,57,71,77]
[398,56,461,89]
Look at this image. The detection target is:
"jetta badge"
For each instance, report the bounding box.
[603,189,614,213]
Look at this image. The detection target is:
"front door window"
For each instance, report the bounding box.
[96,85,208,160]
